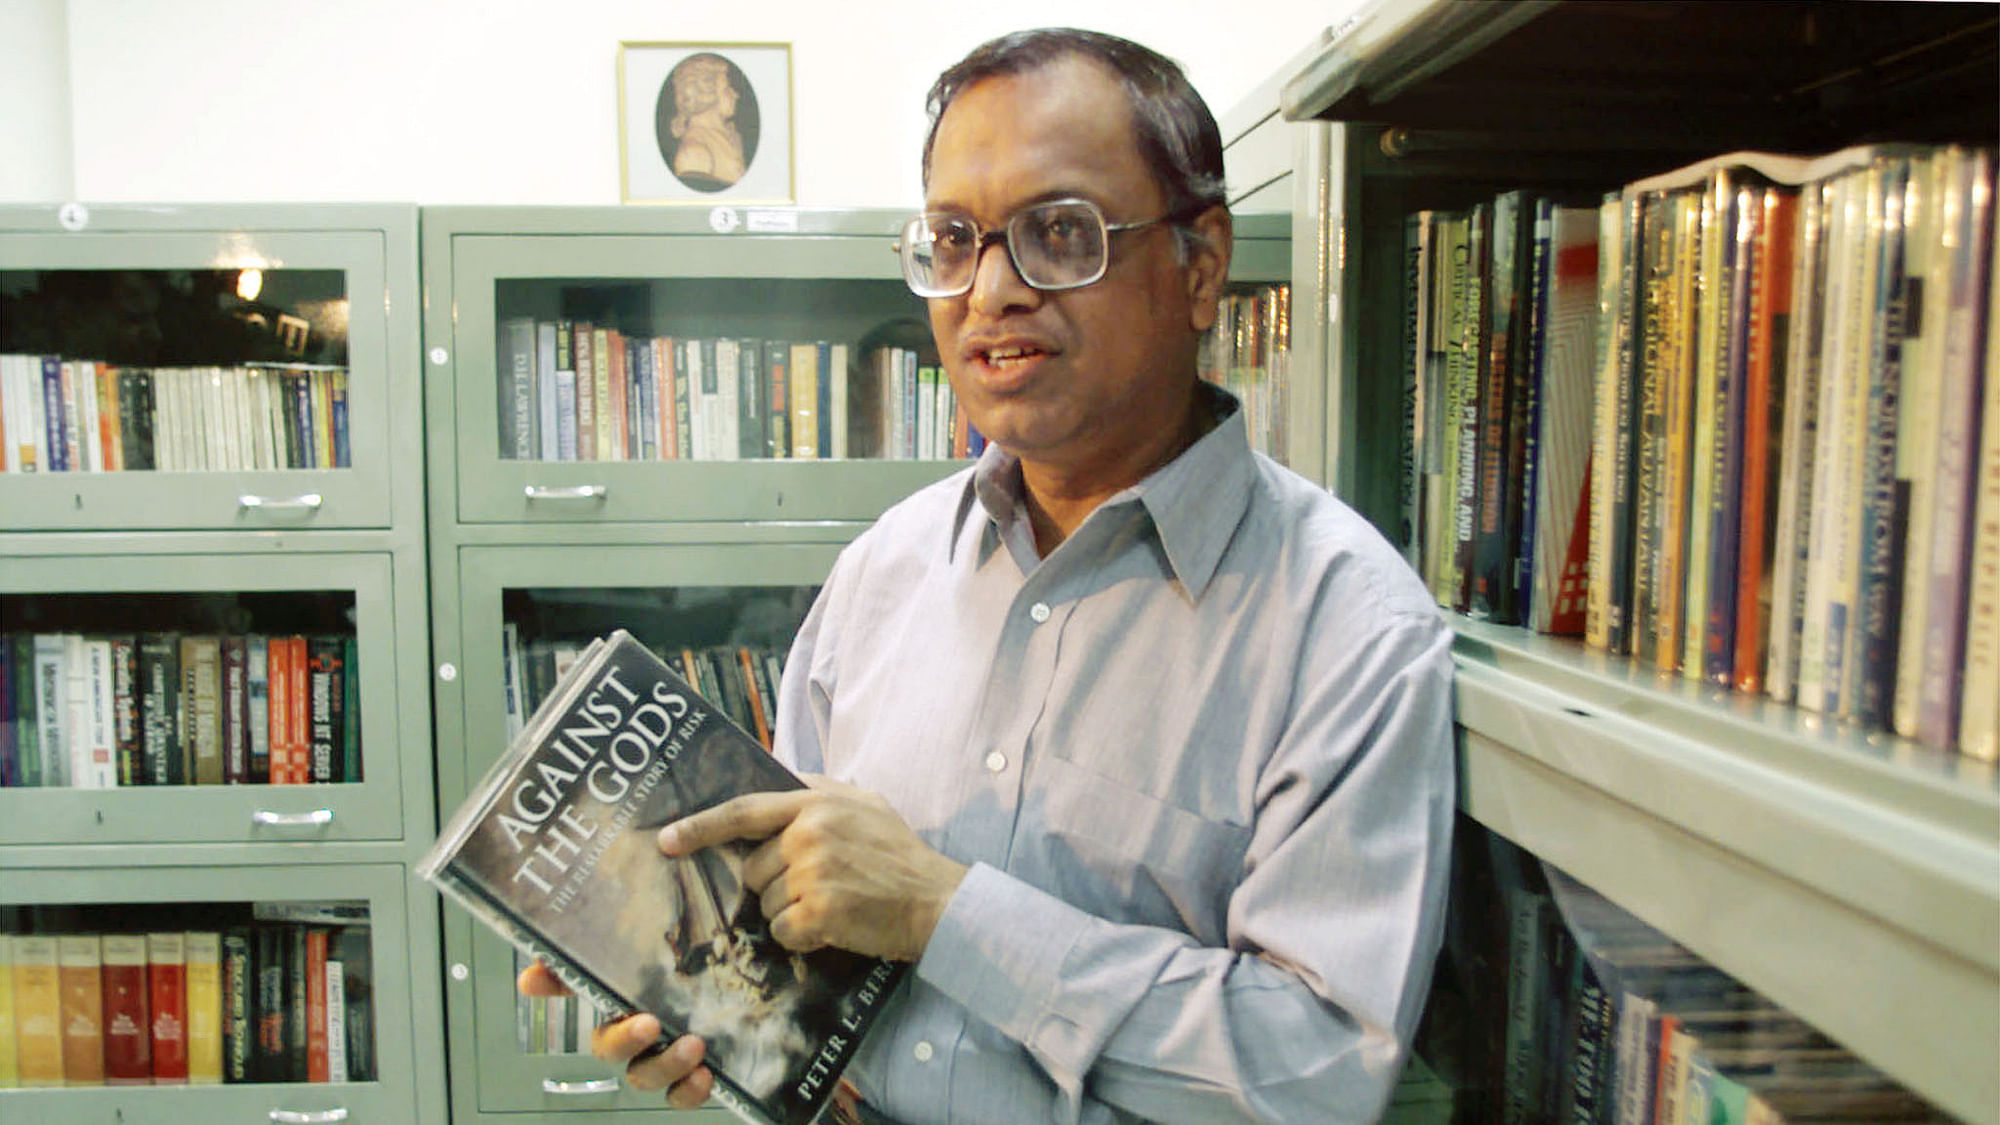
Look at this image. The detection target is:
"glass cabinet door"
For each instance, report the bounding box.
[439,210,962,525]
[0,552,409,844]
[438,539,847,1120]
[0,861,418,1123]
[0,214,412,531]
[433,207,1294,525]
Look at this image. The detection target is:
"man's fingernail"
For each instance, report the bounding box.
[657,825,681,853]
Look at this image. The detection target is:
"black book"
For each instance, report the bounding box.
[420,630,905,1125]
[138,632,181,785]
[287,924,309,1080]
[254,925,288,1081]
[331,926,375,1081]
[222,929,255,1083]
[307,636,344,783]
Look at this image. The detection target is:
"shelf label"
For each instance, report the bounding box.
[747,209,799,234]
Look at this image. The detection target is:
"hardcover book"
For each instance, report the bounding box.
[420,630,905,1125]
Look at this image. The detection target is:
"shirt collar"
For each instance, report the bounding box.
[949,383,1253,601]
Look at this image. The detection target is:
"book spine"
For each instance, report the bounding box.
[254,926,285,1082]
[1852,158,1916,729]
[186,636,224,786]
[148,931,188,1083]
[185,931,222,1084]
[305,929,330,1083]
[1958,186,2000,762]
[1891,154,1948,738]
[1451,207,1489,612]
[535,321,560,461]
[57,934,105,1085]
[1683,174,1731,681]
[1734,188,1799,694]
[308,637,340,784]
[500,316,537,460]
[100,932,152,1084]
[222,929,254,1083]
[1702,183,1758,686]
[14,934,62,1086]
[572,323,596,462]
[1921,149,1996,749]
[1766,180,1830,702]
[0,934,15,1085]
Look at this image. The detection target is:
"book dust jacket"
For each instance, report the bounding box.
[421,630,903,1125]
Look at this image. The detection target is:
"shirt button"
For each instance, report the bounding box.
[983,751,1007,773]
[1029,602,1051,623]
[913,1041,935,1063]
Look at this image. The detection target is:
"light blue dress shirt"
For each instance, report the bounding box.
[774,388,1456,1124]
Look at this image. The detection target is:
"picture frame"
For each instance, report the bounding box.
[618,41,795,205]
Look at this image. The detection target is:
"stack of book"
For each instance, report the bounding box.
[1487,848,1950,1125]
[0,632,361,788]
[502,624,783,753]
[0,356,351,473]
[1202,283,1292,463]
[0,904,374,1088]
[1400,143,1999,760]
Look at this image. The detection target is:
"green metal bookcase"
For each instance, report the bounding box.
[1271,4,2000,1122]
[0,203,445,1125]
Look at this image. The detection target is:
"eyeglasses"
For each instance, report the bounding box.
[896,197,1197,299]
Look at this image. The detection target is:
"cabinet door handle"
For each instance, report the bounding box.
[239,492,326,511]
[269,1110,349,1124]
[252,808,335,827]
[543,1077,620,1095]
[524,484,608,501]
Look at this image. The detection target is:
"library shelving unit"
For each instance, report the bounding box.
[417,204,1290,1123]
[1270,3,2000,1123]
[0,204,445,1123]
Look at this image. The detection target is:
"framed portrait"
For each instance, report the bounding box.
[618,42,794,204]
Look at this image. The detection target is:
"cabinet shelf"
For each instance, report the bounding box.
[1453,618,2000,1121]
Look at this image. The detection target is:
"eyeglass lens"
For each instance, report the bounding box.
[904,200,1110,296]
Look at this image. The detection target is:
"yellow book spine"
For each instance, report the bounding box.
[13,935,62,1086]
[0,933,17,1086]
[184,932,223,1084]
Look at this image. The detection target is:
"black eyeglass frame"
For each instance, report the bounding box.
[895,197,1209,299]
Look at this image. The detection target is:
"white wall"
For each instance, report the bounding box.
[3,0,1355,208]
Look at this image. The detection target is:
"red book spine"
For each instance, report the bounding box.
[267,637,291,785]
[305,929,330,1082]
[289,637,310,785]
[147,933,188,1084]
[101,934,153,1084]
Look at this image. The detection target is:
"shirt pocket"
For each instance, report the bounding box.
[1021,756,1250,945]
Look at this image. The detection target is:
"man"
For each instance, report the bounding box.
[525,27,1454,1123]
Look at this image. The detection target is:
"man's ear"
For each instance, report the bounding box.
[1184,205,1234,334]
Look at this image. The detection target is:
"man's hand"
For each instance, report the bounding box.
[516,960,713,1109]
[658,775,968,962]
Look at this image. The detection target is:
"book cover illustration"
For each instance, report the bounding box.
[421,629,903,1125]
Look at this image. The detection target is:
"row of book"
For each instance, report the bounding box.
[1495,856,1949,1124]
[0,354,353,474]
[502,624,784,753]
[1400,142,1999,759]
[1201,283,1292,462]
[0,632,363,788]
[0,920,374,1087]
[495,319,987,465]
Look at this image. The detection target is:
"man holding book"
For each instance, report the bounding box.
[525,27,1454,1124]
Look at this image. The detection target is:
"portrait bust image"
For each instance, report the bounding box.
[656,52,761,193]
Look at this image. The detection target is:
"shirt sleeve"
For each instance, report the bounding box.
[914,608,1457,1125]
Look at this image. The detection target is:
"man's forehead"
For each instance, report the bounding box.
[924,59,1150,210]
